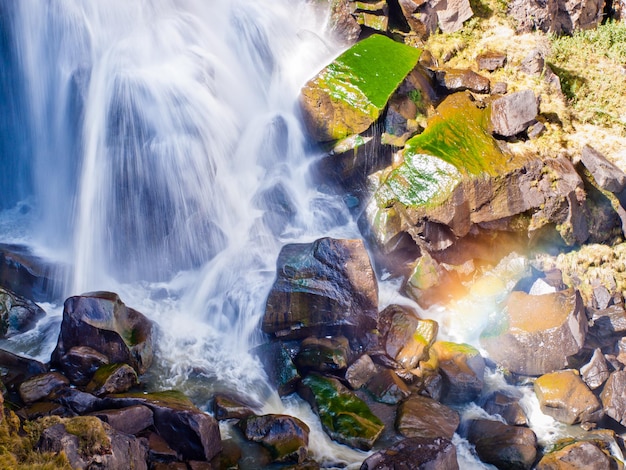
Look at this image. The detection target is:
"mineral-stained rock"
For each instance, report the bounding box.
[86,363,139,397]
[19,372,70,404]
[467,419,537,470]
[298,372,384,450]
[238,414,309,464]
[51,291,153,375]
[431,341,485,404]
[580,349,611,390]
[252,341,300,396]
[481,288,587,376]
[490,89,538,137]
[600,370,626,426]
[360,436,459,469]
[482,391,528,426]
[90,405,154,435]
[395,394,460,439]
[58,346,109,386]
[534,370,603,425]
[262,238,378,340]
[435,68,490,94]
[299,34,421,142]
[295,336,350,372]
[536,440,618,470]
[0,286,45,338]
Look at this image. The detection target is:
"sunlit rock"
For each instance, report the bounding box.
[328,0,362,45]
[490,89,538,137]
[361,436,459,469]
[581,145,626,193]
[508,0,604,34]
[476,51,507,71]
[395,394,460,439]
[481,288,587,376]
[435,68,490,94]
[534,370,603,425]
[580,348,610,390]
[299,34,421,142]
[262,237,378,340]
[600,370,626,426]
[467,419,537,470]
[0,286,45,338]
[351,0,389,32]
[238,414,310,464]
[51,291,154,376]
[297,372,384,450]
[431,341,485,404]
[536,440,619,470]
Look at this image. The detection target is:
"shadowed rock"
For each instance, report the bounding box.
[600,370,626,426]
[238,414,309,464]
[467,419,537,469]
[360,436,459,469]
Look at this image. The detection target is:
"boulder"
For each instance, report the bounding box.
[238,414,309,464]
[252,341,300,396]
[360,436,459,469]
[508,0,604,34]
[534,370,603,425]
[351,0,389,32]
[19,372,69,404]
[345,354,380,389]
[90,405,154,435]
[482,391,528,426]
[365,369,411,404]
[295,336,350,372]
[51,291,154,375]
[434,0,474,32]
[467,419,537,470]
[490,90,538,137]
[212,394,255,420]
[0,348,47,392]
[536,440,618,469]
[58,346,109,386]
[481,288,587,376]
[397,0,439,39]
[0,286,45,338]
[298,373,384,450]
[395,394,460,439]
[86,363,139,397]
[263,238,378,340]
[299,34,421,142]
[435,69,490,94]
[580,145,626,194]
[476,51,507,71]
[431,341,485,404]
[520,49,545,75]
[600,370,626,426]
[580,348,610,390]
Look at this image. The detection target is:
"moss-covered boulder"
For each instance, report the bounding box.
[300,34,421,142]
[297,372,384,450]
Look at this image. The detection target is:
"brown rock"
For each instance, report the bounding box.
[86,363,138,397]
[434,0,473,32]
[600,370,626,426]
[580,348,610,390]
[431,341,484,404]
[476,51,507,71]
[346,354,380,390]
[58,346,109,386]
[435,68,490,94]
[365,369,411,404]
[581,145,626,194]
[482,391,528,426]
[19,372,70,404]
[536,440,617,470]
[213,394,255,420]
[238,414,309,464]
[396,394,460,439]
[90,405,154,435]
[295,336,350,372]
[467,419,537,470]
[360,436,459,469]
[490,89,538,137]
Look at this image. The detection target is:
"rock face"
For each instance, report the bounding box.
[51,291,154,376]
[262,238,378,340]
[360,436,459,469]
[299,34,421,142]
[481,288,587,375]
[490,90,538,137]
[508,0,605,34]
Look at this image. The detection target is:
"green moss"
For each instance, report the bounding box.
[110,389,198,411]
[64,416,110,457]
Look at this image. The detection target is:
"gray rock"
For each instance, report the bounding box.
[360,437,459,470]
[90,405,154,435]
[581,145,626,193]
[0,286,45,338]
[491,90,538,137]
[19,372,70,404]
[580,349,611,390]
[238,414,309,464]
[482,391,528,426]
[434,0,473,32]
[346,354,380,389]
[491,81,508,94]
[521,49,545,75]
[508,0,604,34]
[600,370,626,426]
[476,51,507,71]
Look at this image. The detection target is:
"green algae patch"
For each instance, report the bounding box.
[299,373,383,450]
[300,34,421,142]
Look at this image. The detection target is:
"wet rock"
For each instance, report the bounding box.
[467,419,537,470]
[508,0,604,34]
[252,341,300,396]
[54,388,103,415]
[295,336,350,372]
[238,414,309,464]
[19,401,70,420]
[534,370,603,425]
[51,291,154,376]
[86,363,139,397]
[298,372,384,450]
[360,436,458,469]
[346,354,380,389]
[0,348,47,392]
[212,394,255,420]
[263,238,378,340]
[482,391,528,426]
[19,372,70,405]
[476,51,507,71]
[365,369,411,404]
[481,288,587,376]
[490,89,538,137]
[600,370,626,426]
[581,145,626,194]
[536,440,618,470]
[431,341,485,404]
[435,68,490,94]
[299,34,421,142]
[0,286,45,338]
[90,405,154,435]
[59,346,109,386]
[328,0,362,45]
[580,349,611,390]
[395,394,460,439]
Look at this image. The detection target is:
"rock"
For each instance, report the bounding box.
[589,305,626,344]
[435,68,490,94]
[58,346,109,386]
[600,370,626,426]
[536,440,618,469]
[521,49,545,75]
[346,354,380,389]
[238,414,309,464]
[212,394,255,420]
[19,372,70,404]
[352,0,389,32]
[299,34,421,142]
[86,363,139,397]
[0,286,45,338]
[365,369,411,404]
[467,419,537,470]
[431,341,485,404]
[491,81,508,94]
[490,89,538,137]
[476,51,507,71]
[580,349,611,390]
[262,238,378,340]
[527,121,546,139]
[145,431,179,462]
[434,0,474,32]
[37,416,148,470]
[51,291,154,375]
[508,0,604,34]
[482,391,528,426]
[295,336,350,372]
[592,285,613,310]
[54,388,103,415]
[360,436,459,469]
[581,145,626,194]
[395,394,460,439]
[297,373,384,450]
[481,288,587,376]
[397,0,438,39]
[534,370,603,425]
[0,348,47,392]
[328,0,362,45]
[252,341,300,396]
[90,405,154,435]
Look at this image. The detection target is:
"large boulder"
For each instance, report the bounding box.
[481,288,587,376]
[262,238,378,340]
[51,291,154,376]
[508,0,605,34]
[360,437,459,469]
[536,439,621,469]
[299,34,421,142]
[0,286,45,338]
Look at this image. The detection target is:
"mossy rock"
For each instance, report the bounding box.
[300,34,421,142]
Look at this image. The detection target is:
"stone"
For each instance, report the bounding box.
[0,348,47,392]
[263,238,378,340]
[431,341,485,404]
[467,419,537,470]
[434,0,473,33]
[521,49,545,75]
[589,305,626,343]
[527,121,546,139]
[86,363,139,397]
[580,349,610,390]
[51,291,154,375]
[19,372,70,404]
[581,145,626,194]
[365,369,411,404]
[476,51,507,71]
[600,370,626,426]
[328,0,362,45]
[482,391,528,426]
[491,81,507,94]
[54,388,103,415]
[146,432,179,462]
[395,394,460,439]
[345,354,380,389]
[534,370,603,425]
[592,285,612,310]
[58,346,109,386]
[536,440,617,469]
[213,394,255,420]
[298,372,384,450]
[491,89,538,137]
[295,336,350,372]
[90,405,154,435]
[252,341,300,396]
[238,414,309,464]
[435,68,490,94]
[299,34,421,142]
[508,0,604,34]
[0,286,45,338]
[360,436,458,469]
[481,288,587,376]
